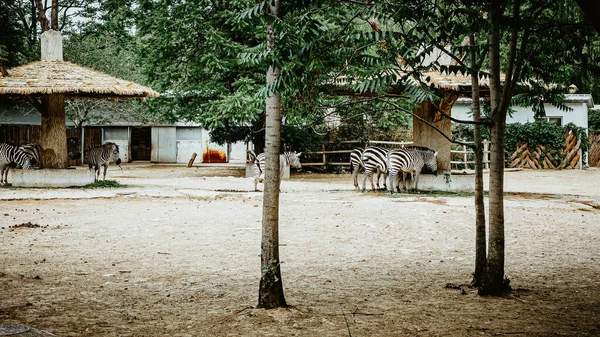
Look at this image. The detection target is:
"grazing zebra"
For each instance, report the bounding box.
[19,143,42,166]
[386,146,438,193]
[87,142,122,182]
[349,148,364,190]
[360,146,390,192]
[248,150,302,191]
[0,143,33,186]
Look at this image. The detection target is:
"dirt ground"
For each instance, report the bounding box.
[1,163,600,337]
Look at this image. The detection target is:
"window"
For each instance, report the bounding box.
[535,116,562,126]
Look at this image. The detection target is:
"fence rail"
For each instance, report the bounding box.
[450,140,491,170]
[302,140,413,168]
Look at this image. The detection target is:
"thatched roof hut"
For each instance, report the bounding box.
[0,60,159,99]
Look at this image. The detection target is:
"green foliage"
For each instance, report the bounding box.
[589,109,600,132]
[452,123,490,142]
[505,121,565,155]
[454,120,589,166]
[0,0,38,66]
[504,121,589,166]
[84,180,125,188]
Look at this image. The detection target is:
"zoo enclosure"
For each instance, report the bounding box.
[302,140,413,170]
[303,140,489,171]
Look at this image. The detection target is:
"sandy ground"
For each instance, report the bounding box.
[1,163,600,337]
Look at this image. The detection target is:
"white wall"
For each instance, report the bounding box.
[452,94,593,129]
[104,127,130,163]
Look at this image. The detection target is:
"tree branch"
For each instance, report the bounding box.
[26,95,49,118]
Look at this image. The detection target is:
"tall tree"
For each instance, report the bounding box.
[257,0,287,308]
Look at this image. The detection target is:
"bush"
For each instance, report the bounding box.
[589,109,600,132]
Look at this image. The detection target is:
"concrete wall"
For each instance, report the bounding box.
[104,127,130,163]
[11,168,95,187]
[229,141,248,163]
[413,101,452,173]
[176,128,204,164]
[151,127,177,163]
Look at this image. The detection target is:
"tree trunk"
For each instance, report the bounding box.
[481,1,508,295]
[40,95,69,169]
[51,0,58,30]
[469,34,487,287]
[34,0,48,32]
[257,0,287,309]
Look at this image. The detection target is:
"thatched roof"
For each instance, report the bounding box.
[330,67,503,98]
[0,60,159,99]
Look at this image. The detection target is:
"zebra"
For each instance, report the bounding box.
[386,146,438,193]
[0,143,33,186]
[349,148,364,190]
[248,150,302,191]
[360,146,390,192]
[19,143,42,166]
[87,142,122,182]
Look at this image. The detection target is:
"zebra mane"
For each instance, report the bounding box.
[404,145,435,153]
[104,142,119,150]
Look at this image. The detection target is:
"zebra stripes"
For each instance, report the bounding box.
[386,146,438,193]
[349,148,364,189]
[19,143,42,166]
[0,143,33,186]
[87,142,122,182]
[360,146,389,191]
[247,150,302,191]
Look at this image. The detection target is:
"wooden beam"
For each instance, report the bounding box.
[26,95,49,118]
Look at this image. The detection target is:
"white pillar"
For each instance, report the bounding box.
[41,30,63,61]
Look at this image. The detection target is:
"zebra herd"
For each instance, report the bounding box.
[350,145,438,193]
[0,141,121,185]
[245,145,435,194]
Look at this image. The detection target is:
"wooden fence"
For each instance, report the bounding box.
[302,140,413,169]
[509,130,583,169]
[0,124,102,164]
[590,132,600,167]
[450,140,490,170]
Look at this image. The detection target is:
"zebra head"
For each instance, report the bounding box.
[288,152,302,169]
[106,142,122,165]
[19,155,33,170]
[424,151,438,176]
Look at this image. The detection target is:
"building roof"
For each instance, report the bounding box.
[455,94,595,108]
[0,60,159,99]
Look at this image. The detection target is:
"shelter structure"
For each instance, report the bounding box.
[0,30,159,169]
[406,70,502,173]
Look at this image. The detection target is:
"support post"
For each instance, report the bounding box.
[412,101,452,172]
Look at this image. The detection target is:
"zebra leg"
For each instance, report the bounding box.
[0,166,6,186]
[401,172,408,191]
[414,169,422,193]
[254,171,260,191]
[387,170,396,194]
[361,170,371,192]
[352,165,359,189]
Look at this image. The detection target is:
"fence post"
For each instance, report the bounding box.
[322,144,326,169]
[483,140,490,169]
[463,144,468,170]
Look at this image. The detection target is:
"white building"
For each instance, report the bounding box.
[451,94,594,128]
